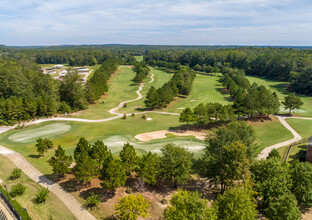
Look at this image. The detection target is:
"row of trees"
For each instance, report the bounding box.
[144,66,196,109]
[132,61,150,83]
[86,59,118,103]
[179,103,235,127]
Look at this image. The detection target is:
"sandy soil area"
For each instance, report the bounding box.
[135,130,207,142]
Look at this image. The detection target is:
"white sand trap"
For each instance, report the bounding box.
[135,130,207,142]
[9,123,71,143]
[190,100,197,102]
[146,118,152,121]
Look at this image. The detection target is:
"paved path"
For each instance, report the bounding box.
[0,145,95,220]
[258,115,310,159]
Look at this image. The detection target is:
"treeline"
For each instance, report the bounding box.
[2,47,137,66]
[132,61,150,83]
[86,59,118,103]
[45,121,311,219]
[144,47,312,95]
[144,66,196,109]
[0,57,118,125]
[220,67,280,117]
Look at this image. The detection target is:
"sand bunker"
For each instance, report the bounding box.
[146,118,152,121]
[8,123,71,143]
[134,130,207,142]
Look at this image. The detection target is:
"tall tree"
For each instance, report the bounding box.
[144,86,160,109]
[100,159,126,191]
[202,142,250,194]
[36,138,47,156]
[74,150,98,183]
[282,93,304,115]
[119,143,138,175]
[48,145,73,177]
[159,144,193,187]
[164,189,216,220]
[179,107,196,126]
[90,140,112,169]
[215,187,258,220]
[115,194,150,220]
[137,152,159,185]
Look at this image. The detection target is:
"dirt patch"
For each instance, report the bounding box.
[135,130,207,142]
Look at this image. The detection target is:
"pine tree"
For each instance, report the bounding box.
[144,86,160,109]
[48,145,73,177]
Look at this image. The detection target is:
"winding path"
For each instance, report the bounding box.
[0,71,178,220]
[258,115,311,159]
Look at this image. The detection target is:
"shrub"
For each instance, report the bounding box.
[123,103,127,108]
[142,114,146,119]
[35,187,49,204]
[122,114,127,119]
[10,168,22,180]
[10,183,26,197]
[86,192,101,210]
[131,113,135,117]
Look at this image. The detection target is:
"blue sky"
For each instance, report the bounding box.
[0,0,311,46]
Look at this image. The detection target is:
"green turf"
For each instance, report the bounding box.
[277,144,308,163]
[134,56,143,62]
[285,118,312,139]
[74,66,139,119]
[247,76,312,117]
[251,117,294,155]
[118,67,173,114]
[0,154,76,220]
[164,74,231,113]
[0,113,207,174]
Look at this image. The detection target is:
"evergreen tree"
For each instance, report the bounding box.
[179,107,196,126]
[137,152,159,185]
[48,145,73,177]
[144,86,160,109]
[119,143,138,175]
[100,159,127,191]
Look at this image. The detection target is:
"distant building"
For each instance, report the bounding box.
[305,136,312,163]
[46,69,56,75]
[74,67,88,72]
[53,64,64,69]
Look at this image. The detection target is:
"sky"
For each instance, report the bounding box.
[0,0,311,46]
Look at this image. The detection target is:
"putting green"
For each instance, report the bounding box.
[8,123,71,143]
[101,135,205,156]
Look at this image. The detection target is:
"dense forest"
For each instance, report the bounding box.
[0,56,119,125]
[143,47,312,95]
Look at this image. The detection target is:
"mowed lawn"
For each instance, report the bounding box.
[285,118,312,139]
[0,113,189,175]
[249,116,294,155]
[247,76,312,117]
[0,155,76,220]
[165,74,231,113]
[73,66,139,119]
[118,67,173,114]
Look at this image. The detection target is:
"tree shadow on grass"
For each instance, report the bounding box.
[270,83,289,96]
[79,187,115,203]
[28,154,41,159]
[215,87,232,102]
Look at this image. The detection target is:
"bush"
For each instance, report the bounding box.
[142,114,146,119]
[35,187,49,204]
[131,113,135,117]
[122,114,127,119]
[123,103,127,108]
[10,168,22,180]
[10,183,26,197]
[86,192,101,210]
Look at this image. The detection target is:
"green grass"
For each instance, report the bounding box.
[0,113,207,174]
[285,118,312,139]
[247,76,312,117]
[0,154,76,220]
[134,56,143,62]
[277,144,308,163]
[118,67,173,114]
[74,66,139,119]
[250,117,294,155]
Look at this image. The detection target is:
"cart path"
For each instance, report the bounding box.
[258,115,310,159]
[0,144,95,220]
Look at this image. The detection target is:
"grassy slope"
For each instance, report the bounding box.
[247,76,312,117]
[165,74,231,113]
[134,56,143,62]
[250,116,294,155]
[73,66,139,119]
[285,118,312,139]
[0,154,76,220]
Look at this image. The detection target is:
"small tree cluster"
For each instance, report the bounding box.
[48,145,73,177]
[144,67,196,109]
[10,168,22,180]
[36,138,54,156]
[35,187,49,204]
[10,183,26,197]
[132,61,150,83]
